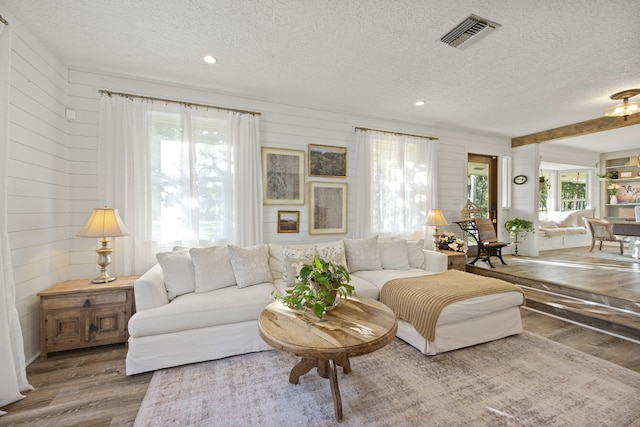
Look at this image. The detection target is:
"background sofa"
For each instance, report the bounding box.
[538,208,595,251]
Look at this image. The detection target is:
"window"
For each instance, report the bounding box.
[356,130,437,237]
[559,171,588,210]
[99,95,261,275]
[540,169,590,212]
[150,108,230,246]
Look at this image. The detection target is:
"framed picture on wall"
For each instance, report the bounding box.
[308,144,347,178]
[309,182,347,234]
[277,210,300,233]
[261,147,305,205]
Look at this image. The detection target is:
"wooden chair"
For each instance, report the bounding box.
[455,218,510,268]
[583,217,623,255]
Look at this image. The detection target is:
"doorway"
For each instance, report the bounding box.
[467,153,498,229]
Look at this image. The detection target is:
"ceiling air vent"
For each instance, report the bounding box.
[440,14,501,50]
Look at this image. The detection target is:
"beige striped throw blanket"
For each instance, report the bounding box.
[380,270,524,341]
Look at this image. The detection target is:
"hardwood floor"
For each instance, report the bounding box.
[3,247,639,426]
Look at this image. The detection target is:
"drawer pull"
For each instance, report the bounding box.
[83,299,91,308]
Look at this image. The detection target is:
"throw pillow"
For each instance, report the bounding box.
[379,239,411,270]
[268,244,285,280]
[343,236,382,272]
[282,245,317,281]
[315,240,347,268]
[156,250,195,300]
[406,239,426,268]
[189,246,236,293]
[227,244,273,288]
[284,256,315,286]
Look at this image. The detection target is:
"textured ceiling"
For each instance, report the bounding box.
[2,0,640,151]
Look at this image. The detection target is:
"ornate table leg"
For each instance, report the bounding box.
[289,357,347,422]
[328,360,343,422]
[289,358,318,384]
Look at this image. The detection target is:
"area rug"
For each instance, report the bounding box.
[134,332,640,426]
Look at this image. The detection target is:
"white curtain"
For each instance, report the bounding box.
[0,23,33,416]
[99,95,155,275]
[227,111,262,246]
[354,130,372,237]
[98,96,262,275]
[354,129,438,240]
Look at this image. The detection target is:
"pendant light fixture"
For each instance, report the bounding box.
[604,89,640,121]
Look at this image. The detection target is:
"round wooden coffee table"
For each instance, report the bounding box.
[258,295,397,422]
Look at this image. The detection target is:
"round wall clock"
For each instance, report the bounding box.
[513,175,528,185]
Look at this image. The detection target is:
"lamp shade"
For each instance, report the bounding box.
[425,209,449,227]
[77,207,129,238]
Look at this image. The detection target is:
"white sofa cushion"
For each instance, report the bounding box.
[315,240,348,268]
[228,244,273,288]
[283,256,314,286]
[128,282,277,338]
[268,243,285,280]
[156,250,195,300]
[344,236,382,272]
[189,246,236,293]
[282,245,317,282]
[379,239,410,270]
[406,240,426,269]
[353,269,436,290]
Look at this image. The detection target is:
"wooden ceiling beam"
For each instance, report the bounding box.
[511,113,640,147]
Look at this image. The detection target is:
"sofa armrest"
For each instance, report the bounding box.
[134,263,169,311]
[423,250,448,273]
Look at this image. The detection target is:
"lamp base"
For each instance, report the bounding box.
[433,233,441,252]
[91,275,117,284]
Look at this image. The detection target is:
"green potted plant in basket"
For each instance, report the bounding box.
[504,218,535,256]
[273,256,354,320]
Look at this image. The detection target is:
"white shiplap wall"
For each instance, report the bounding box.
[3,5,71,361]
[3,4,513,362]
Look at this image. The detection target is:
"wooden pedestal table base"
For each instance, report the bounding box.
[258,296,397,422]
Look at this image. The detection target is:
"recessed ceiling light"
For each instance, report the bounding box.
[415,101,425,106]
[203,55,217,64]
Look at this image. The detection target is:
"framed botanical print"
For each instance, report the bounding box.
[261,147,305,205]
[308,144,347,178]
[309,181,347,234]
[277,210,300,233]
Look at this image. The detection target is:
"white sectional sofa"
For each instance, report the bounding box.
[126,236,523,375]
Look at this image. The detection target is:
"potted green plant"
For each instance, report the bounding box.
[539,176,550,211]
[273,256,354,320]
[504,218,535,256]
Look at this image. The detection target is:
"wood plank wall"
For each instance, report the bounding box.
[3,5,71,361]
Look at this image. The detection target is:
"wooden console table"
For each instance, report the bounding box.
[258,296,397,422]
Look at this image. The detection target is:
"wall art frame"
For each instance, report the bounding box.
[277,210,300,233]
[309,181,348,235]
[308,144,347,178]
[261,147,306,205]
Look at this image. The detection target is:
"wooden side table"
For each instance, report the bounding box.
[440,250,466,271]
[38,276,138,359]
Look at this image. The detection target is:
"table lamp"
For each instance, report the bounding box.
[77,206,129,283]
[425,209,449,251]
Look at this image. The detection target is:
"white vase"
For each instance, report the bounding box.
[610,195,618,204]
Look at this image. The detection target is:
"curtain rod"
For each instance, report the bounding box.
[0,15,9,26]
[98,90,262,116]
[355,126,438,141]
